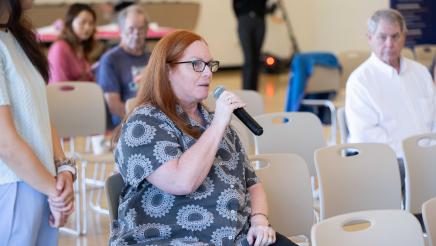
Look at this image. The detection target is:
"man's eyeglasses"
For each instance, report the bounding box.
[172,60,220,73]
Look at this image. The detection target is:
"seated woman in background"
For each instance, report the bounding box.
[48,3,96,83]
[111,30,297,246]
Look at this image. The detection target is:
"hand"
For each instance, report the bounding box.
[247,224,276,246]
[48,202,68,228]
[213,91,246,128]
[133,70,145,84]
[49,172,75,215]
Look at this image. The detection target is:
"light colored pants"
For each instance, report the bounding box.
[0,182,58,246]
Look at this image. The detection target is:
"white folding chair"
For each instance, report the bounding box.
[105,173,125,221]
[336,106,349,144]
[47,82,113,235]
[414,44,436,68]
[402,133,436,215]
[232,89,265,117]
[337,50,370,88]
[402,47,416,60]
[230,119,255,155]
[311,210,425,246]
[252,153,315,239]
[300,66,340,144]
[315,143,402,220]
[423,197,436,246]
[254,112,324,178]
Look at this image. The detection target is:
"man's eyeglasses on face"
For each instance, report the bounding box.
[173,60,220,73]
[126,26,147,35]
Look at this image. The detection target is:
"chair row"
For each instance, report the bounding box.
[105,150,436,246]
[251,150,436,245]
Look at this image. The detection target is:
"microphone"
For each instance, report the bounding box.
[213,86,263,136]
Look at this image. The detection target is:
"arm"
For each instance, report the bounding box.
[146,91,244,195]
[247,183,276,246]
[0,106,57,197]
[97,53,125,118]
[49,127,75,214]
[104,92,126,119]
[249,183,269,225]
[345,78,393,145]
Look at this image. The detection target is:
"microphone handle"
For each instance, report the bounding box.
[233,108,264,136]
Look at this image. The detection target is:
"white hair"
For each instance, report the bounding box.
[367,9,407,35]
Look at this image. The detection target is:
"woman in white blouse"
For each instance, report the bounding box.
[0,0,75,244]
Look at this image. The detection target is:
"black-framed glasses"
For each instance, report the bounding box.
[173,60,220,73]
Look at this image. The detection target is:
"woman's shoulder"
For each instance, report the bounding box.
[127,104,167,123]
[48,39,72,54]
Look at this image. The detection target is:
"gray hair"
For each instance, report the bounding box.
[367,9,407,35]
[117,4,149,29]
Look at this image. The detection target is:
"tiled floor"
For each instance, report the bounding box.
[58,70,344,245]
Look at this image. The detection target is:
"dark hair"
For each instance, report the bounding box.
[113,30,205,144]
[4,0,49,81]
[59,3,96,59]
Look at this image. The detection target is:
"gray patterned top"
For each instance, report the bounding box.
[110,104,259,245]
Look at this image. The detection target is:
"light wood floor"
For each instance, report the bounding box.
[59,70,345,246]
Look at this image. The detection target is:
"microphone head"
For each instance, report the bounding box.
[213,86,226,99]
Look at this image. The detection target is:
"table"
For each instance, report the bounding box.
[37,22,173,43]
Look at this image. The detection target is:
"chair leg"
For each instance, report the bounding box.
[88,162,110,215]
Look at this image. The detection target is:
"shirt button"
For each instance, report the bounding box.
[230,185,235,188]
[228,236,234,240]
[231,210,236,214]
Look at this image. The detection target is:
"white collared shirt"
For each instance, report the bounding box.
[345,53,436,157]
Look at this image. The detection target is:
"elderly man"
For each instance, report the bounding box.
[97,4,150,128]
[345,9,436,188]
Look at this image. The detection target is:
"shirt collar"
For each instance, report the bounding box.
[369,52,408,77]
[176,104,211,130]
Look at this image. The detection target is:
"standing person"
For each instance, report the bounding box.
[346,9,436,189]
[0,0,76,245]
[233,0,276,91]
[97,4,150,129]
[48,3,96,83]
[110,30,297,246]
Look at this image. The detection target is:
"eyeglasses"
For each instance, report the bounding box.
[172,60,220,73]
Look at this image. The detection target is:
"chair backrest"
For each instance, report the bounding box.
[305,66,341,94]
[253,153,314,238]
[402,133,436,214]
[203,89,265,117]
[254,112,325,177]
[311,210,425,246]
[230,119,255,155]
[232,90,265,117]
[105,173,124,221]
[336,106,349,144]
[125,97,138,114]
[423,197,436,246]
[402,47,415,60]
[414,44,436,68]
[315,143,402,220]
[337,50,370,88]
[46,82,106,138]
